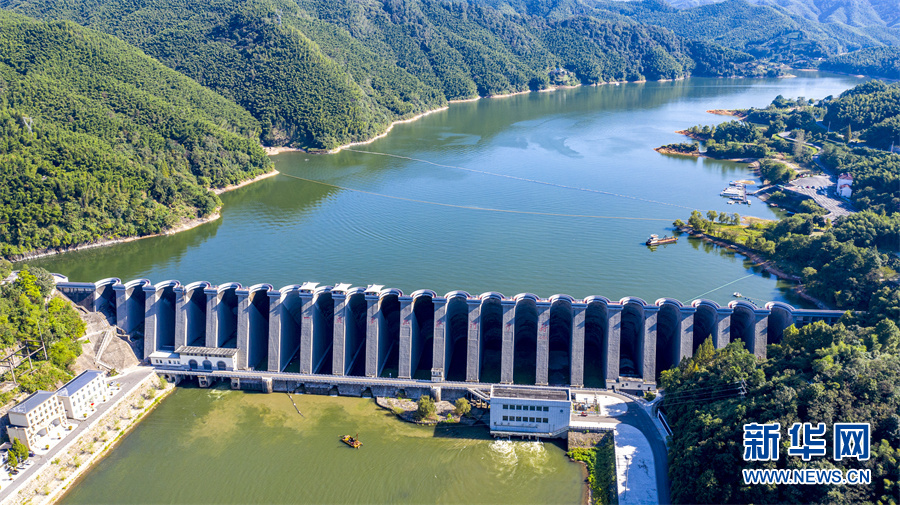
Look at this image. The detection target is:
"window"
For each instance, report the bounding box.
[530,406,535,411]
[502,416,508,421]
[516,405,522,410]
[543,418,548,423]
[516,417,521,422]
[543,406,549,412]
[529,417,535,423]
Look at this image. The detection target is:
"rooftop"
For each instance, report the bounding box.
[57,370,105,397]
[175,346,239,357]
[9,390,58,416]
[491,386,570,401]
[149,351,180,359]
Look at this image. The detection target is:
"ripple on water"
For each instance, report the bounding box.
[489,438,519,469]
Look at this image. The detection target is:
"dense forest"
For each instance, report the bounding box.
[0,261,86,404]
[0,11,271,257]
[3,0,764,150]
[821,46,900,79]
[665,85,900,504]
[673,81,899,212]
[667,0,899,28]
[662,324,900,504]
[585,0,900,63]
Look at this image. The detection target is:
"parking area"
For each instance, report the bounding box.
[785,174,855,219]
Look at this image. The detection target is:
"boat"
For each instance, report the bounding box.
[733,292,742,298]
[720,186,745,199]
[341,433,362,449]
[646,234,677,246]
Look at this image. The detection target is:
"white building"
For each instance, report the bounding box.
[7,391,67,451]
[489,386,572,439]
[149,346,238,371]
[57,370,110,420]
[837,173,853,198]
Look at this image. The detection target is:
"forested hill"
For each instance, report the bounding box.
[0,11,271,257]
[821,46,900,80]
[3,0,757,150]
[666,0,899,28]
[589,0,900,63]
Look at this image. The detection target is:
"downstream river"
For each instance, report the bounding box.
[32,73,863,306]
[60,388,584,505]
[45,74,864,504]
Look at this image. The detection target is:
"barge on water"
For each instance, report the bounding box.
[646,234,677,246]
[341,434,362,449]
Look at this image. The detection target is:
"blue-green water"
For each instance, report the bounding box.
[31,74,865,306]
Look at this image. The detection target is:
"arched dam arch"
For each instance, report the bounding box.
[59,279,846,391]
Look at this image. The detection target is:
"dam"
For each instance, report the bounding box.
[57,278,843,391]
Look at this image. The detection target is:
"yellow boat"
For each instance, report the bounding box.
[341,433,362,449]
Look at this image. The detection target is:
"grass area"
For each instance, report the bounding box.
[701,222,766,246]
[568,433,617,505]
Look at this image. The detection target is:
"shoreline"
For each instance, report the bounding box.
[8,169,279,263]
[8,213,220,263]
[0,370,173,505]
[677,225,833,309]
[327,107,450,154]
[47,378,175,505]
[212,169,279,195]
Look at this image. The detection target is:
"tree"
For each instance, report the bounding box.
[454,397,471,417]
[717,212,729,224]
[706,210,718,222]
[731,213,741,225]
[792,130,805,157]
[416,395,436,421]
[843,124,853,142]
[0,259,11,280]
[12,438,29,463]
[7,450,18,471]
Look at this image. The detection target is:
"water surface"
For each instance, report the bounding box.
[31,73,866,306]
[60,388,584,505]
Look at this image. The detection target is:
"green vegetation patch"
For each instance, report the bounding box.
[0,263,87,402]
[568,433,617,505]
[8,0,758,150]
[0,11,271,256]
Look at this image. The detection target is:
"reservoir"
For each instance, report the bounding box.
[41,74,864,503]
[59,388,585,505]
[30,73,864,307]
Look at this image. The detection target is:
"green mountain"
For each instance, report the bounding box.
[0,10,271,257]
[2,0,758,150]
[667,0,900,28]
[822,46,900,79]
[588,0,900,62]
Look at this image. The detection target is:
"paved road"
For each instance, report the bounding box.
[785,174,855,219]
[0,368,152,504]
[575,393,671,504]
[775,132,856,220]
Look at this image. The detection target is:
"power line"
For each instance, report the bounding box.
[278,172,674,222]
[344,148,695,211]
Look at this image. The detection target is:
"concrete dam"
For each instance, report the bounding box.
[57,279,844,390]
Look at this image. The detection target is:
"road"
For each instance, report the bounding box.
[775,132,856,220]
[784,174,856,219]
[0,368,152,504]
[573,392,671,504]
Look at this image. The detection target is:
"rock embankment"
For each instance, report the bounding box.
[375,397,478,425]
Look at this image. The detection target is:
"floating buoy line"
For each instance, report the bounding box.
[343,148,695,211]
[278,172,673,222]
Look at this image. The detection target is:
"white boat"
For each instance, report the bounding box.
[720,186,745,198]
